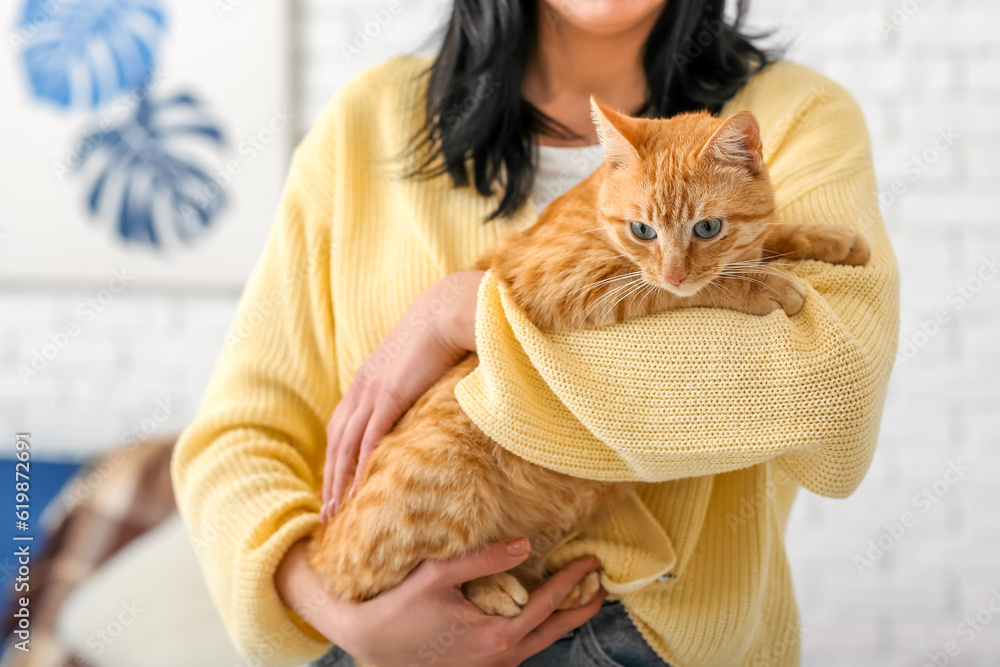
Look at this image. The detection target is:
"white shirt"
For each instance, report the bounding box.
[530,144,605,212]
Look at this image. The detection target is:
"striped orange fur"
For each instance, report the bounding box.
[308,104,869,616]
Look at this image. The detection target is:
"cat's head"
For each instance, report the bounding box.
[591,100,775,297]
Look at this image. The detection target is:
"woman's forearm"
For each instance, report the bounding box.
[436,270,486,353]
[275,539,352,644]
[320,269,485,519]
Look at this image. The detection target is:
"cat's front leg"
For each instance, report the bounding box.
[708,268,806,316]
[463,573,530,617]
[763,223,870,266]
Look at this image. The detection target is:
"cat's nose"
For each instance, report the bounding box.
[663,269,689,286]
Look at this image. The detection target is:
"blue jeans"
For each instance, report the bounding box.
[312,600,669,667]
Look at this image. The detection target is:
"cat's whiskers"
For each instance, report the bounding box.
[587,277,643,312]
[602,280,648,318]
[626,280,657,314]
[584,278,643,323]
[723,249,799,266]
[566,271,642,300]
[704,277,736,301]
[718,265,791,281]
[700,281,726,305]
[601,278,653,323]
[566,271,640,296]
[717,267,788,282]
[714,271,782,297]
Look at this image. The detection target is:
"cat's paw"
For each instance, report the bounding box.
[463,573,529,617]
[804,225,871,266]
[760,270,806,316]
[557,570,602,610]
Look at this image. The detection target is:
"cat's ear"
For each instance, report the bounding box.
[590,98,640,169]
[698,111,764,175]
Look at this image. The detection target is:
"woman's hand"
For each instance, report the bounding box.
[276,538,607,667]
[320,270,485,521]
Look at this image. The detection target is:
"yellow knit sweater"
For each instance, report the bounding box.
[172,55,899,667]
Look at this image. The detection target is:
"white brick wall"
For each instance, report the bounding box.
[3,0,998,663]
[0,289,237,458]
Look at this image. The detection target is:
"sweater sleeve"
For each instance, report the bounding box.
[170,100,342,664]
[455,78,900,499]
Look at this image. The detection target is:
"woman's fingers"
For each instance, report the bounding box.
[350,403,400,498]
[511,556,601,634]
[328,404,372,516]
[509,556,606,661]
[516,587,607,659]
[321,394,357,520]
[425,538,532,588]
[320,436,336,521]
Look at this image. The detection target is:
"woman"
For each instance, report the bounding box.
[172,0,899,665]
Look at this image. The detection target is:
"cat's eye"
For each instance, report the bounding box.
[693,218,723,239]
[630,222,657,241]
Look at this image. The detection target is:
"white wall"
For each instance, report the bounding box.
[746,2,1000,665]
[2,0,998,664]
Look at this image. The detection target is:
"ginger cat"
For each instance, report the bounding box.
[308,101,870,617]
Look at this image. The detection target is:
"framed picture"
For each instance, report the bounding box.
[0,0,292,288]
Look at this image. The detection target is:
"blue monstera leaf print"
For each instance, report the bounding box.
[76,91,228,247]
[19,0,165,109]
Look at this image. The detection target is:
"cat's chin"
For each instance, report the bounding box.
[660,283,704,298]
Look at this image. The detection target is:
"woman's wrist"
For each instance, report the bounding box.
[275,538,352,645]
[435,270,484,354]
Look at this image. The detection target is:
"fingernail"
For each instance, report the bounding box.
[506,538,530,557]
[349,486,356,499]
[588,556,602,570]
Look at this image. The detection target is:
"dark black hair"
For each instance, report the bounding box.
[410,0,777,220]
